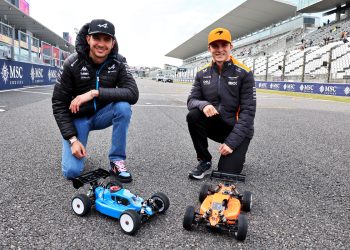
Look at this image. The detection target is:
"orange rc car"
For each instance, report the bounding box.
[183,171,252,241]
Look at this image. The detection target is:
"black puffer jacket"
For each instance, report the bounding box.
[187,56,256,149]
[52,23,139,140]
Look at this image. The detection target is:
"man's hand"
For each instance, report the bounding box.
[219,143,233,156]
[70,140,87,159]
[203,105,219,117]
[69,90,98,113]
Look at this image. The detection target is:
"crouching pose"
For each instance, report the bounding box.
[52,19,138,182]
[187,28,256,179]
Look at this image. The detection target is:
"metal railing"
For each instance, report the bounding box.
[0,21,70,67]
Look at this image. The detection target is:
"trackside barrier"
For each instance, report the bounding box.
[0,59,59,90]
[256,81,350,97]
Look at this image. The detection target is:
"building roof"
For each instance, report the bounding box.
[297,0,348,13]
[165,0,297,60]
[0,0,74,53]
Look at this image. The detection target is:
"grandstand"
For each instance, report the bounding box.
[0,0,74,66]
[0,0,74,90]
[166,0,350,84]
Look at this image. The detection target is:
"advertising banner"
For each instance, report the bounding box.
[0,59,58,90]
[19,0,30,15]
[256,81,350,97]
[41,42,52,56]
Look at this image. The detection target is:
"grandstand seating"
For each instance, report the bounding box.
[302,18,350,46]
[179,17,350,83]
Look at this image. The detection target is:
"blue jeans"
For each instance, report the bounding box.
[61,102,132,179]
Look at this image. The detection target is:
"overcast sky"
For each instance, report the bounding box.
[29,0,314,68]
[29,0,248,67]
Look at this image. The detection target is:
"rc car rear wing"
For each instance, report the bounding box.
[210,170,246,183]
[72,168,110,189]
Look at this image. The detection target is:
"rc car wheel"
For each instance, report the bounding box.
[151,192,170,213]
[106,180,124,189]
[241,191,253,212]
[119,210,141,235]
[71,194,92,216]
[235,214,248,241]
[199,183,210,203]
[183,206,195,230]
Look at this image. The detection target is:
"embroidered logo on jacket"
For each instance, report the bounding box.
[203,79,211,85]
[107,64,117,73]
[228,76,238,86]
[80,66,90,79]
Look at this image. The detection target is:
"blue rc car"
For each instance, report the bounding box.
[71,168,170,235]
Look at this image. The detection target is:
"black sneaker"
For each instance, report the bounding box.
[110,160,132,183]
[189,160,212,180]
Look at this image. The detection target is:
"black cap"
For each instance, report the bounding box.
[88,19,115,38]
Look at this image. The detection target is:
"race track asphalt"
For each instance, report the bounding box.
[0,79,349,249]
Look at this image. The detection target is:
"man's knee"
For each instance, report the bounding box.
[61,158,85,179]
[186,109,203,124]
[62,166,83,179]
[113,102,131,120]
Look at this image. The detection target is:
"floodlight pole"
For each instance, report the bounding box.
[252,58,256,74]
[327,47,333,83]
[265,55,269,81]
[282,51,287,81]
[301,49,307,83]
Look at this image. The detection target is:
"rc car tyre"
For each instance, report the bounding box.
[151,192,170,213]
[71,194,92,216]
[183,206,195,231]
[241,191,253,212]
[199,183,210,203]
[119,210,141,235]
[235,214,248,241]
[106,180,124,189]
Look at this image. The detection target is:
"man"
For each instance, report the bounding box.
[52,19,138,182]
[187,27,256,179]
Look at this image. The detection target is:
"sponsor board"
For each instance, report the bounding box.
[256,81,350,97]
[0,59,59,90]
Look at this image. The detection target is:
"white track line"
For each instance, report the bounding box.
[15,90,52,95]
[0,85,52,93]
[135,104,186,108]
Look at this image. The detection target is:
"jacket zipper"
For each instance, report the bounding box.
[218,74,221,113]
[94,61,109,111]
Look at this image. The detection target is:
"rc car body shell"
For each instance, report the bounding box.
[183,172,252,241]
[71,168,170,235]
[94,187,154,219]
[200,186,241,226]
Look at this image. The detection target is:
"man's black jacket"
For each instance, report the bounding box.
[187,56,256,149]
[52,23,139,140]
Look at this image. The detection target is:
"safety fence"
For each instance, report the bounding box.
[255,80,350,97]
[0,58,58,90]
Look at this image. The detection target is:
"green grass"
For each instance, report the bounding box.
[257,89,350,103]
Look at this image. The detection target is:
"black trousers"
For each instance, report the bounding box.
[186,109,250,173]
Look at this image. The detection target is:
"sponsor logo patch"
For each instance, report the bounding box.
[80,66,90,79]
[228,76,238,86]
[203,79,211,85]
